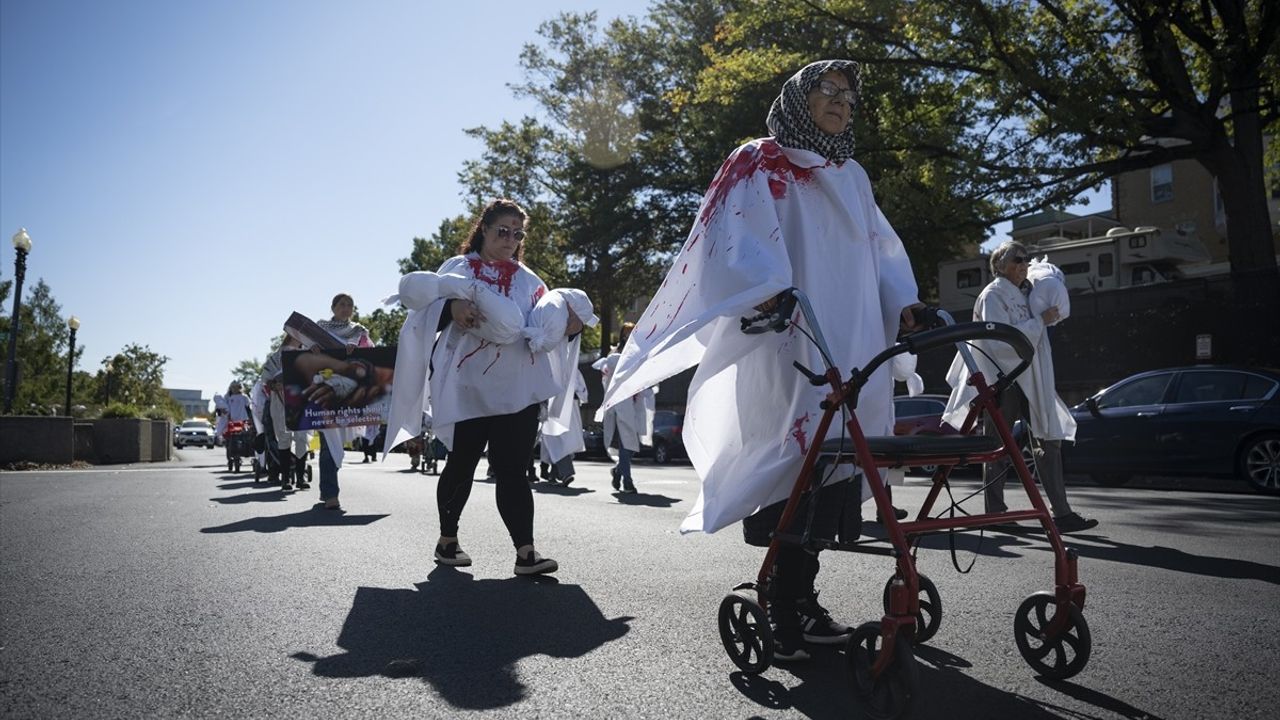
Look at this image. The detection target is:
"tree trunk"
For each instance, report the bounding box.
[1202,82,1279,277]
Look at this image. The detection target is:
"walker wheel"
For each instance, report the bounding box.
[305,465,313,483]
[1013,592,1091,679]
[252,460,262,482]
[881,573,943,644]
[717,591,773,674]
[846,622,918,720]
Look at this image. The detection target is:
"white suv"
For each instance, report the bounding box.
[174,419,216,448]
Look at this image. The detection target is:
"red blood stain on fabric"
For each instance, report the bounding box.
[456,339,491,369]
[467,258,519,296]
[698,139,816,227]
[791,413,811,455]
[531,286,545,308]
[483,348,502,375]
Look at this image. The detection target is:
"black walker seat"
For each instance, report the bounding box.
[716,289,1091,719]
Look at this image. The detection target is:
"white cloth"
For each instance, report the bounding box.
[941,276,1076,441]
[1027,257,1070,325]
[528,291,593,464]
[383,254,558,455]
[601,138,919,534]
[225,393,251,422]
[594,353,654,453]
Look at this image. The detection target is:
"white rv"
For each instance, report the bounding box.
[936,226,1212,311]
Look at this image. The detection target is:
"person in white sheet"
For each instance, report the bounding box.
[601,60,922,661]
[386,199,561,576]
[941,241,1097,534]
[259,334,313,492]
[526,288,599,486]
[593,323,654,494]
[212,393,228,446]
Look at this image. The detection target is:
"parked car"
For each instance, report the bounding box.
[647,410,686,464]
[891,394,1036,477]
[174,419,216,449]
[1063,365,1280,494]
[578,421,608,459]
[892,394,963,475]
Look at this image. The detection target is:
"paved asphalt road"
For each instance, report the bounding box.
[2,449,1278,719]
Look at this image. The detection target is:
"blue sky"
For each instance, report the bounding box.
[1,0,1106,410]
[0,0,652,406]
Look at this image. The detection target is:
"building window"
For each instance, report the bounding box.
[1098,253,1114,277]
[1060,261,1090,275]
[1151,164,1173,203]
[1129,235,1147,248]
[956,268,983,289]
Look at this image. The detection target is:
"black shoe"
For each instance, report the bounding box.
[796,592,852,645]
[281,482,294,493]
[296,479,310,490]
[1054,513,1099,534]
[622,479,637,494]
[434,542,472,567]
[514,550,558,575]
[560,474,574,487]
[610,467,621,491]
[768,604,811,662]
[876,506,909,523]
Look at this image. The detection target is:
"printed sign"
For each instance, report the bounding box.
[281,346,396,430]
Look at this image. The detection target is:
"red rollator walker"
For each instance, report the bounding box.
[717,288,1090,719]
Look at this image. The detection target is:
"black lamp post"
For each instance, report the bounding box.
[104,360,113,407]
[4,228,32,414]
[65,316,79,416]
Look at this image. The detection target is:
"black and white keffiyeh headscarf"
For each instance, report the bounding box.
[765,59,862,162]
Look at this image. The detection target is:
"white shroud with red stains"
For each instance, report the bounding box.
[602,138,919,534]
[384,253,558,454]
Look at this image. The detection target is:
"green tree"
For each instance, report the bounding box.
[94,344,180,417]
[0,279,82,415]
[229,358,263,389]
[711,0,1278,277]
[358,306,407,346]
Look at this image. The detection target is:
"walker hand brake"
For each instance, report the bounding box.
[792,361,826,386]
[739,290,798,335]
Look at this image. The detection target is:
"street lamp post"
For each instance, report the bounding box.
[4,228,33,414]
[65,316,79,416]
[105,360,113,407]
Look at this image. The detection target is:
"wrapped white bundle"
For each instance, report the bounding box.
[524,288,599,353]
[891,352,924,397]
[1027,257,1070,325]
[395,271,525,345]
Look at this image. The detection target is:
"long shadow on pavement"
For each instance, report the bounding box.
[612,491,681,508]
[730,643,1163,719]
[200,507,388,534]
[292,566,632,710]
[210,490,291,504]
[862,522,1280,585]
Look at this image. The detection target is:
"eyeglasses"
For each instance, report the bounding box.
[815,80,856,105]
[493,226,526,241]
[1011,255,1029,264]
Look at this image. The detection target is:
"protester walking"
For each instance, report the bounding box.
[941,241,1098,534]
[386,199,561,575]
[594,323,654,494]
[526,288,599,486]
[601,60,922,661]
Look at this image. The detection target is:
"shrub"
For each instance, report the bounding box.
[100,403,142,419]
[143,407,174,421]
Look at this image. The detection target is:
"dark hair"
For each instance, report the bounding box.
[461,199,528,262]
[331,293,355,312]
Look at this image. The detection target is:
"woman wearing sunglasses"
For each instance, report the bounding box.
[943,240,1098,534]
[391,198,562,575]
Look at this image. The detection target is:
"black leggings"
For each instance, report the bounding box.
[437,404,540,549]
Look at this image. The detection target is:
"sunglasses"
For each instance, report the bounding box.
[1011,255,1029,264]
[815,79,857,105]
[492,226,526,241]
